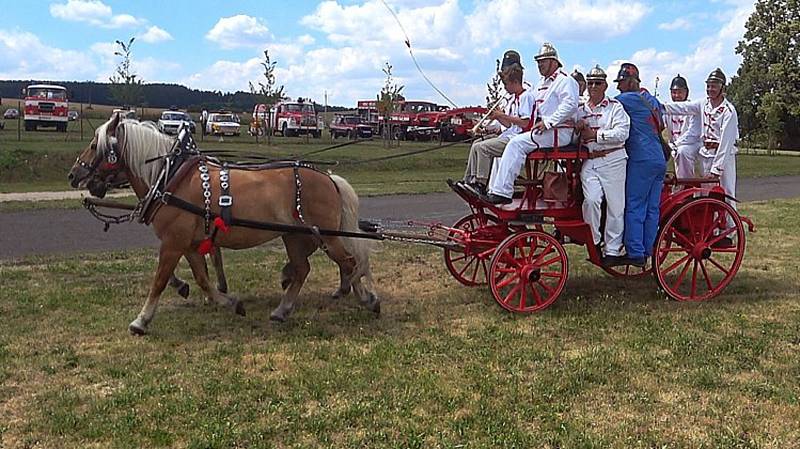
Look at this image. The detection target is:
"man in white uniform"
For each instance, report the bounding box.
[462,50,534,195]
[483,42,579,204]
[664,74,702,178]
[663,68,739,206]
[574,66,631,263]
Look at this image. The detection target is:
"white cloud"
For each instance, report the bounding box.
[658,18,692,31]
[294,0,650,105]
[206,15,272,49]
[139,26,173,44]
[49,0,144,29]
[466,0,649,49]
[183,58,265,92]
[0,29,96,80]
[608,3,754,100]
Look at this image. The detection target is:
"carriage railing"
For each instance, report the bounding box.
[490,125,588,216]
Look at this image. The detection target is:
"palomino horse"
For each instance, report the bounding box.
[68,115,379,335]
[83,151,229,298]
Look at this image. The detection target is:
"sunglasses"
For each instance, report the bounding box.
[587,81,605,86]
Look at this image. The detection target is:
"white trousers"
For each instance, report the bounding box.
[488,128,575,198]
[581,153,627,256]
[673,143,701,179]
[701,153,736,209]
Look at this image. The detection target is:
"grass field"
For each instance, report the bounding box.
[2,118,800,199]
[1,198,798,448]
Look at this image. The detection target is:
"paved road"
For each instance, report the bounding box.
[1,175,797,259]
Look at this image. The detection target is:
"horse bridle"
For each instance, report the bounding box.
[74,136,122,184]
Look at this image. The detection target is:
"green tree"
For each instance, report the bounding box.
[248,49,287,104]
[376,62,404,147]
[729,0,800,149]
[109,37,143,108]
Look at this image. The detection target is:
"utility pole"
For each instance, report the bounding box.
[324,90,328,141]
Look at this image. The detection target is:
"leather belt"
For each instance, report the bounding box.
[704,141,719,150]
[588,147,624,159]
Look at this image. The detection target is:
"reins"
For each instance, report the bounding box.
[339,136,482,165]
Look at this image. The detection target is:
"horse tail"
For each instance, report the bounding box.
[329,174,372,283]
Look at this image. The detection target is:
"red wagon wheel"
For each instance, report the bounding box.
[653,198,746,302]
[488,230,568,313]
[443,213,502,286]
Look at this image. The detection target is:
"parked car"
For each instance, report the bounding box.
[112,108,138,120]
[330,115,373,139]
[158,110,196,135]
[3,108,19,120]
[205,112,241,136]
[67,111,79,121]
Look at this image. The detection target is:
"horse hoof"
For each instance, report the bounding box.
[331,285,352,299]
[217,284,228,294]
[129,321,147,336]
[269,313,286,323]
[234,301,246,316]
[366,293,380,315]
[177,283,190,299]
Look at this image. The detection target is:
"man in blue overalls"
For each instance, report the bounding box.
[610,63,667,267]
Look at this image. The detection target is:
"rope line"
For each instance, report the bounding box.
[380,0,459,109]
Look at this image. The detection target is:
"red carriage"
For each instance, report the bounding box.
[440,141,755,313]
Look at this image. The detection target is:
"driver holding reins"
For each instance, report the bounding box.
[482,42,579,205]
[461,50,534,196]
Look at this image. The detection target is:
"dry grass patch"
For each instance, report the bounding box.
[1,199,799,447]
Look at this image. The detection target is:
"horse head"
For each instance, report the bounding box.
[68,113,126,198]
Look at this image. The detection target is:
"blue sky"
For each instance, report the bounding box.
[0,0,756,107]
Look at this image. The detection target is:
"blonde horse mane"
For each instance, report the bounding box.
[96,118,175,187]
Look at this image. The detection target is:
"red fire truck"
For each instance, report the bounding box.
[24,84,69,132]
[361,99,486,141]
[356,100,382,134]
[270,99,321,138]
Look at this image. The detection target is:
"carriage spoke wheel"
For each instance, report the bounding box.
[444,213,501,286]
[654,198,746,302]
[488,230,568,313]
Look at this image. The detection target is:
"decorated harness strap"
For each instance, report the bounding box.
[197,159,232,256]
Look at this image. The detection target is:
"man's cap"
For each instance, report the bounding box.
[613,62,640,82]
[500,50,524,71]
[706,67,726,85]
[586,65,607,82]
[534,42,562,67]
[670,74,688,90]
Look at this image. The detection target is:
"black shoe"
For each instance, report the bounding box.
[481,193,512,205]
[463,182,487,197]
[601,255,625,267]
[712,237,734,249]
[626,256,647,268]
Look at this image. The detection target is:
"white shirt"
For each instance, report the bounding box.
[663,97,739,175]
[663,101,701,149]
[575,96,630,162]
[533,70,580,130]
[497,88,535,140]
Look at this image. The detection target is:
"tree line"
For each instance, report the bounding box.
[0,80,350,114]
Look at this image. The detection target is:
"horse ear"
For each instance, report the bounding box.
[107,112,121,137]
